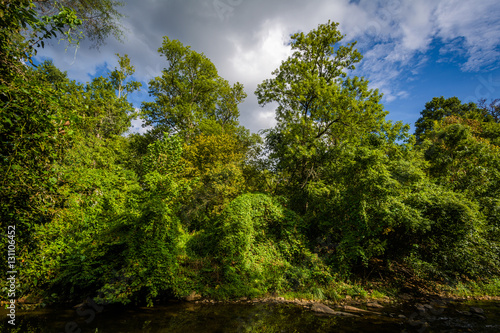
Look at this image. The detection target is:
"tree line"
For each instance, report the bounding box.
[1,1,500,306]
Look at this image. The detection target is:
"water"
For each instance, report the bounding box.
[1,300,499,332]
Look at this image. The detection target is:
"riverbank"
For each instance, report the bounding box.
[3,294,500,333]
[4,277,500,311]
[6,287,500,314]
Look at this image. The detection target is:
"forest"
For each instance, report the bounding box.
[2,0,500,307]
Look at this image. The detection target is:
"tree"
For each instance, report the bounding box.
[0,1,83,262]
[33,56,141,139]
[81,54,141,138]
[422,115,500,214]
[478,98,500,123]
[180,132,246,228]
[34,59,70,89]
[414,115,500,277]
[34,0,125,47]
[477,98,500,146]
[414,96,487,143]
[42,54,141,138]
[255,21,387,212]
[0,0,83,83]
[142,37,246,140]
[109,53,142,98]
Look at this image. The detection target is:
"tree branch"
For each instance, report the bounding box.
[315,117,346,139]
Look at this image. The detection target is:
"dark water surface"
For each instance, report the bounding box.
[1,300,500,332]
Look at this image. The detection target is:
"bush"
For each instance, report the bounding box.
[395,186,500,279]
[193,193,332,297]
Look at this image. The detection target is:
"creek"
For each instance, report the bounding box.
[1,299,500,332]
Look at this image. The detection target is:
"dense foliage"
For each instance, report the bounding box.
[2,5,500,306]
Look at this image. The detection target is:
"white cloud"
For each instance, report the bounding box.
[228,20,292,84]
[225,20,293,131]
[399,1,435,51]
[435,0,500,71]
[127,112,151,135]
[34,0,500,133]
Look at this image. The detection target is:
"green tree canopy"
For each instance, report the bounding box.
[35,54,141,138]
[255,21,387,212]
[34,59,70,89]
[142,37,246,140]
[414,96,488,143]
[0,1,84,252]
[80,54,141,138]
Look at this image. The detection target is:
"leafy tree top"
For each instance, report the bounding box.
[414,96,487,143]
[255,21,387,195]
[142,37,246,141]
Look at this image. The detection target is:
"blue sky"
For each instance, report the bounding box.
[35,0,500,135]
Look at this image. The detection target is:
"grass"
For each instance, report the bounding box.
[369,289,389,299]
[438,278,500,298]
[281,281,395,302]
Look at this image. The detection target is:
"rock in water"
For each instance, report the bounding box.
[366,301,384,308]
[311,303,358,317]
[470,306,484,314]
[311,303,336,314]
[342,305,380,315]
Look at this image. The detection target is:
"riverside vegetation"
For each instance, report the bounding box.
[2,1,500,309]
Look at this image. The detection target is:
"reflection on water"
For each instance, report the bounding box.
[1,300,499,332]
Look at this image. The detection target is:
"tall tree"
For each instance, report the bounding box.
[39,54,141,138]
[142,37,246,140]
[80,54,141,138]
[414,96,487,143]
[0,0,83,249]
[33,55,141,139]
[255,21,387,212]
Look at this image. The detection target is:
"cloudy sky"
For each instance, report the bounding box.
[36,0,500,135]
